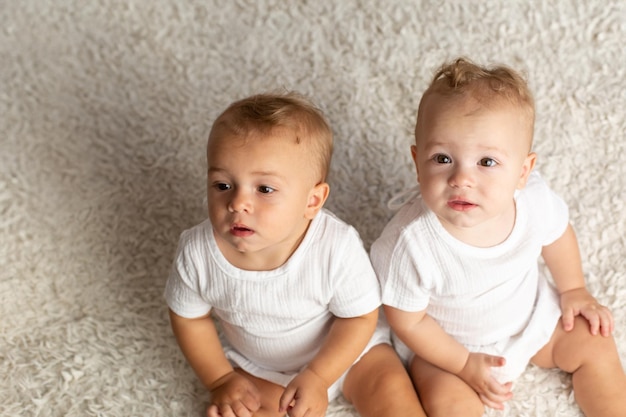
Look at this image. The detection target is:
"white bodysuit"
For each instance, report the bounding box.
[165,209,387,400]
[370,171,568,382]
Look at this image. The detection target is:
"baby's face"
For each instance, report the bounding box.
[413,94,535,246]
[206,127,326,270]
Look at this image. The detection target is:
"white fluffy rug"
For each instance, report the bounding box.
[2,1,625,416]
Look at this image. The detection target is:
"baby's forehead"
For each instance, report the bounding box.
[208,124,302,147]
[418,94,534,145]
[421,93,533,130]
[429,83,533,115]
[208,117,331,181]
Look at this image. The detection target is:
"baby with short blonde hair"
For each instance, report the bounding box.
[166,92,427,417]
[372,57,626,417]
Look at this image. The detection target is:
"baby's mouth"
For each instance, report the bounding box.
[230,224,254,236]
[448,199,477,211]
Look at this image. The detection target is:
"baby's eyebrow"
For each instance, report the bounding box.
[250,170,281,177]
[478,146,510,157]
[208,166,287,182]
[425,141,510,157]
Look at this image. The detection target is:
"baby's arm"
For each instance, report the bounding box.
[541,224,614,336]
[168,309,261,417]
[384,305,513,410]
[279,308,379,417]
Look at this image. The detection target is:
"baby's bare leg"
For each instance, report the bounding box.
[410,354,484,417]
[532,316,626,417]
[343,344,427,417]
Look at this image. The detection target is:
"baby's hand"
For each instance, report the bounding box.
[456,352,513,410]
[278,368,328,417]
[560,287,614,336]
[207,371,261,417]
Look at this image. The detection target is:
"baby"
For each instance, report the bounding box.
[371,58,626,417]
[165,92,426,417]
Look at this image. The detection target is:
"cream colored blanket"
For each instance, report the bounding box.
[2,1,625,416]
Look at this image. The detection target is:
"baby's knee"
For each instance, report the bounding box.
[369,365,415,397]
[553,318,621,372]
[348,366,410,399]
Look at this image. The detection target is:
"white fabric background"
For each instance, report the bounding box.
[1,1,625,416]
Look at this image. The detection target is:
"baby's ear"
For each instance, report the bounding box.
[305,182,330,219]
[411,145,421,183]
[517,152,537,189]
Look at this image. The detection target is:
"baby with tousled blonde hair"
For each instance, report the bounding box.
[166,92,427,417]
[372,57,626,417]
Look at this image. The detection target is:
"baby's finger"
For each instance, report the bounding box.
[278,388,297,413]
[487,379,513,399]
[478,393,505,410]
[208,404,235,417]
[475,377,512,409]
[285,401,305,417]
[583,308,601,335]
[598,306,614,336]
[287,400,324,417]
[206,404,221,417]
[480,389,512,410]
[487,355,506,368]
[561,308,575,332]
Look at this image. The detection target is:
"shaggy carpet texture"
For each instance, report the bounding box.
[2,1,625,416]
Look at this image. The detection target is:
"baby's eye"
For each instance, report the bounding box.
[214,182,231,191]
[479,158,497,167]
[434,154,452,164]
[258,185,275,194]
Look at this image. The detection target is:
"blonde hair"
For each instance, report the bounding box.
[209,92,333,182]
[416,57,535,144]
